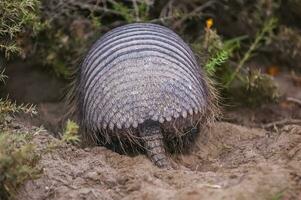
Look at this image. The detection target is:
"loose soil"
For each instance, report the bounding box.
[15,120,301,200]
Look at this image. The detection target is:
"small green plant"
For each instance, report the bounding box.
[270,189,286,200]
[45,120,80,152]
[111,0,150,22]
[62,119,80,144]
[193,26,246,78]
[0,131,40,199]
[205,49,230,76]
[192,27,225,76]
[0,99,37,116]
[137,1,150,21]
[0,69,8,84]
[0,98,37,124]
[112,1,135,22]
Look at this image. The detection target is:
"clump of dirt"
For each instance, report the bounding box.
[16,121,301,200]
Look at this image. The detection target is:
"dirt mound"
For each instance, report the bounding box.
[16,122,301,200]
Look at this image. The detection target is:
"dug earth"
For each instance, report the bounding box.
[16,119,301,200]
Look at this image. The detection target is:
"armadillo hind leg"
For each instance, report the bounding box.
[139,120,171,168]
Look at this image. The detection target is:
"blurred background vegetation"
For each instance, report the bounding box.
[1,0,301,198]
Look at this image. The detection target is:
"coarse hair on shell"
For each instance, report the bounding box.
[66,62,219,155]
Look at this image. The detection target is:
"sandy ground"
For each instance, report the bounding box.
[15,120,301,200]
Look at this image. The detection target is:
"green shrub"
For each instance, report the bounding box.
[0,131,40,199]
[0,0,45,58]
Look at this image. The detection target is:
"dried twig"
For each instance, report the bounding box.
[152,0,216,25]
[44,0,126,21]
[286,97,301,106]
[172,0,218,29]
[132,0,140,21]
[262,119,301,129]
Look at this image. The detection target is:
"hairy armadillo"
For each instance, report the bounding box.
[74,23,217,168]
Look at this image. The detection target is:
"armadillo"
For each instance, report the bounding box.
[74,23,218,168]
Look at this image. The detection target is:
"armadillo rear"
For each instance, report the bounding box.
[75,23,217,167]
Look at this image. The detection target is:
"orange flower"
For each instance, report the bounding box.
[266,66,280,76]
[206,18,213,29]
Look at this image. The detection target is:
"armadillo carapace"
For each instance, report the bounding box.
[75,23,217,168]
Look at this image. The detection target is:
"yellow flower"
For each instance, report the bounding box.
[206,18,213,29]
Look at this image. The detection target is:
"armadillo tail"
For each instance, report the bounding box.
[139,120,171,168]
[143,134,170,168]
